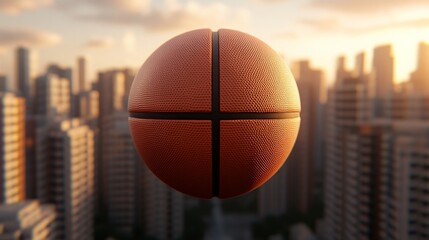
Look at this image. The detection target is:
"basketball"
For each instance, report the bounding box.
[128,29,301,199]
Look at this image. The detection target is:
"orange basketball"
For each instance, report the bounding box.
[128,29,300,199]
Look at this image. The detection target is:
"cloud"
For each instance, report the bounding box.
[84,37,115,49]
[0,0,53,14]
[0,28,61,48]
[62,0,249,32]
[300,18,339,31]
[276,16,429,40]
[89,0,151,13]
[274,31,300,39]
[374,18,429,30]
[300,16,429,34]
[310,0,429,14]
[251,0,289,3]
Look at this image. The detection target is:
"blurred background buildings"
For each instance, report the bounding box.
[1,0,429,239]
[1,41,428,240]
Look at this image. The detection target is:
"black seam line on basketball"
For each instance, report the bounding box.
[128,112,300,120]
[212,31,220,198]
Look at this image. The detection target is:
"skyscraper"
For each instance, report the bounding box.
[324,76,381,240]
[354,52,366,78]
[103,111,140,237]
[335,56,352,87]
[141,164,184,240]
[98,70,126,118]
[97,69,127,213]
[15,47,32,107]
[410,42,429,96]
[96,70,125,214]
[0,75,7,92]
[0,93,26,204]
[36,119,94,240]
[46,64,74,116]
[97,68,184,239]
[324,53,375,239]
[77,57,86,93]
[258,60,325,216]
[0,200,57,239]
[78,90,99,124]
[323,48,429,240]
[372,45,394,99]
[287,60,325,213]
[34,74,71,118]
[46,64,72,82]
[378,121,429,240]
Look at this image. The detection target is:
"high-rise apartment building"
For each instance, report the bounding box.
[324,44,429,240]
[258,60,325,215]
[103,111,140,237]
[288,60,325,213]
[324,76,383,239]
[141,165,184,240]
[78,90,99,124]
[36,119,94,240]
[97,68,184,239]
[0,200,57,239]
[378,121,429,240]
[97,69,126,213]
[0,93,26,204]
[34,74,70,118]
[98,70,125,119]
[46,64,72,81]
[324,53,377,240]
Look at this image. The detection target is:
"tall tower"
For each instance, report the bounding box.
[335,56,351,86]
[258,60,325,215]
[378,122,429,240]
[288,60,325,213]
[410,42,429,95]
[372,45,394,99]
[141,165,184,240]
[354,52,365,78]
[16,47,37,198]
[97,69,126,213]
[77,57,86,93]
[324,77,382,240]
[0,75,7,92]
[0,93,26,204]
[103,111,140,237]
[15,47,32,107]
[36,119,94,240]
[97,69,184,239]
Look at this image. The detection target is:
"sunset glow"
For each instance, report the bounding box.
[1,0,429,83]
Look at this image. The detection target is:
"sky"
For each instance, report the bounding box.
[1,0,429,86]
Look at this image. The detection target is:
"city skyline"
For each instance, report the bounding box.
[1,0,429,84]
[1,2,429,238]
[0,35,428,240]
